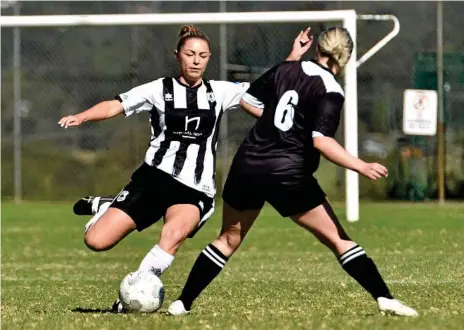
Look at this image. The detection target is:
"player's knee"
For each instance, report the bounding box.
[84,232,111,252]
[160,223,189,247]
[218,227,242,251]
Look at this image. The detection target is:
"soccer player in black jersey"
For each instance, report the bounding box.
[59,25,311,312]
[167,27,418,317]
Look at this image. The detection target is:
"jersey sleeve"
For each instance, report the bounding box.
[241,65,278,109]
[215,81,250,111]
[116,79,162,117]
[312,92,345,138]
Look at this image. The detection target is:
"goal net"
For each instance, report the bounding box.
[2,11,362,220]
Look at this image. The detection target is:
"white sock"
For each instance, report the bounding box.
[138,244,174,276]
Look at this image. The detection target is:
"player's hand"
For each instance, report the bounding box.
[58,115,83,128]
[358,162,388,180]
[288,27,314,60]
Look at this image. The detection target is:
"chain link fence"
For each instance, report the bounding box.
[2,1,463,201]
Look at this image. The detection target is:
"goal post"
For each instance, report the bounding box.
[1,10,398,222]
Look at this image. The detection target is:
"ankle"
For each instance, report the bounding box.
[337,241,358,256]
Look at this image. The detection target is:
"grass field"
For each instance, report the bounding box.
[2,201,464,329]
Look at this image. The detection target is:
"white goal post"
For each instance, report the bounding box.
[1,10,400,222]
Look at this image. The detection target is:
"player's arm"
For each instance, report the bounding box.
[58,100,123,128]
[224,29,312,117]
[286,27,313,61]
[225,29,313,118]
[239,63,279,119]
[313,135,365,173]
[311,93,388,180]
[220,82,263,118]
[58,80,159,128]
[239,99,263,119]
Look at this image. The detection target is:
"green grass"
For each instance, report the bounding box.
[2,201,464,329]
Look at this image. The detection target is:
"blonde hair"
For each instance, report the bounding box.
[317,27,353,74]
[176,25,211,52]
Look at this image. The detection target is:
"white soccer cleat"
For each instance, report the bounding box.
[167,300,190,316]
[377,297,419,317]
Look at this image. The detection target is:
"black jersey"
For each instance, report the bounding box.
[235,60,345,184]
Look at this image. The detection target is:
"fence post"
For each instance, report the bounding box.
[13,2,22,204]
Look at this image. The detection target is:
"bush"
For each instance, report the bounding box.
[3,138,462,201]
[2,141,135,201]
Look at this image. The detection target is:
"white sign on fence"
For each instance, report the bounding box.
[403,89,438,136]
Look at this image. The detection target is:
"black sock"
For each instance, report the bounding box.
[339,245,393,300]
[178,244,228,310]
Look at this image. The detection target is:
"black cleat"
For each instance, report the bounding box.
[73,196,114,216]
[111,298,126,313]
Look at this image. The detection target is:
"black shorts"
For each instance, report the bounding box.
[110,162,214,237]
[222,167,326,218]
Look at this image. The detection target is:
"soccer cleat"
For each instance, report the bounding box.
[377,297,419,317]
[111,298,126,313]
[73,196,114,216]
[167,300,190,316]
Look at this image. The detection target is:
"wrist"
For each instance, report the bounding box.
[286,51,302,61]
[352,159,366,173]
[76,113,86,123]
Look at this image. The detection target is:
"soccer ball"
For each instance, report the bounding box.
[118,270,165,313]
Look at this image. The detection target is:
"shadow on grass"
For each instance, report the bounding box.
[71,307,115,314]
[70,307,170,315]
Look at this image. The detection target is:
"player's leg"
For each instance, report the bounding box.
[110,180,217,314]
[136,204,201,278]
[84,165,165,252]
[289,200,418,317]
[110,203,205,313]
[169,202,261,315]
[74,163,158,217]
[168,170,264,315]
[136,174,216,277]
[84,207,137,251]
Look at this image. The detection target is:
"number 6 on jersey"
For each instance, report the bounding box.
[274,90,299,131]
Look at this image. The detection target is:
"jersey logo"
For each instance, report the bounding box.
[185,116,201,131]
[206,92,216,103]
[116,190,129,202]
[164,93,173,102]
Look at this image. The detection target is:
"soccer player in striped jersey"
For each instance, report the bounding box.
[167,27,419,317]
[59,25,311,312]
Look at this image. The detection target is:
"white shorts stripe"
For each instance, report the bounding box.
[341,250,367,266]
[199,200,215,226]
[202,249,224,268]
[205,245,226,264]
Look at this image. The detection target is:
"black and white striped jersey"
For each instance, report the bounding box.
[117,78,249,197]
[235,60,345,183]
